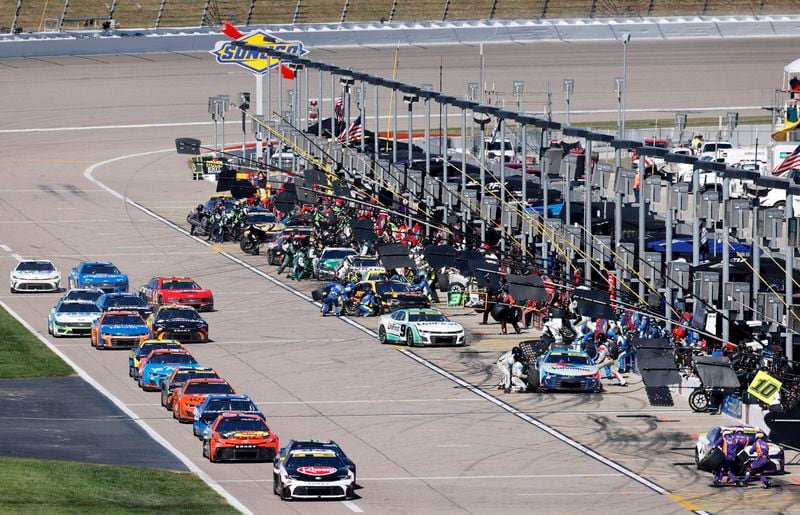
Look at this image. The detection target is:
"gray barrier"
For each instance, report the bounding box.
[1,15,799,58]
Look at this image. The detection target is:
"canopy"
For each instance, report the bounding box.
[772,119,800,142]
[784,58,800,74]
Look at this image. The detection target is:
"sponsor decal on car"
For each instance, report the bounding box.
[297,466,337,476]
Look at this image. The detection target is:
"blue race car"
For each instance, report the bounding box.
[138,350,198,391]
[96,292,152,318]
[193,394,263,438]
[90,311,150,350]
[530,349,602,393]
[68,262,128,293]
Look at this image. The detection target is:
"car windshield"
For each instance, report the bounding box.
[149,354,196,365]
[83,264,120,275]
[375,282,412,295]
[174,371,215,383]
[64,291,102,303]
[158,309,201,321]
[184,382,234,394]
[246,213,276,224]
[103,314,144,325]
[545,353,591,365]
[322,249,355,259]
[106,297,147,308]
[352,258,380,267]
[408,313,448,322]
[705,143,733,151]
[17,262,54,272]
[206,399,257,413]
[161,280,200,290]
[138,344,179,356]
[58,303,100,314]
[216,418,267,434]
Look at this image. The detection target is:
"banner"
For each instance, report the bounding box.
[747,370,782,404]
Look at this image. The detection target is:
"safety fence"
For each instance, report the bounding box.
[4,0,799,33]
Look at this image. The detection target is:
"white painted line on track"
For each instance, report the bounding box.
[257,398,482,405]
[0,121,223,134]
[0,299,252,515]
[342,500,364,513]
[437,444,471,448]
[0,244,11,252]
[83,148,710,515]
[218,473,623,483]
[0,219,152,224]
[517,492,651,497]
[10,253,22,261]
[0,188,104,192]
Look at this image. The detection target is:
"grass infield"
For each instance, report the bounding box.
[0,304,73,379]
[0,457,238,514]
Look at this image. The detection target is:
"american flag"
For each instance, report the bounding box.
[772,144,800,176]
[334,94,344,123]
[337,115,362,143]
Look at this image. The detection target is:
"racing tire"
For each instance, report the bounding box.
[449,283,464,294]
[202,440,209,459]
[193,425,198,437]
[273,475,280,496]
[694,447,701,470]
[688,389,710,413]
[240,237,256,255]
[345,485,355,500]
[280,485,291,501]
[156,295,163,307]
[128,366,134,378]
[406,331,416,347]
[47,322,52,335]
[527,369,540,392]
[160,390,167,408]
[173,407,179,420]
[378,326,388,344]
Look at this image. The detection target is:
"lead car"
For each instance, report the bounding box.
[273,448,355,501]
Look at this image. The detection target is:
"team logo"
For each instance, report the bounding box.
[297,466,336,476]
[211,30,308,74]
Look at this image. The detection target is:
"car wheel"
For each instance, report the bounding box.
[775,200,786,209]
[193,425,198,437]
[137,376,144,388]
[688,389,710,413]
[527,369,540,392]
[202,440,209,459]
[172,406,179,420]
[273,475,280,496]
[694,447,701,470]
[280,485,291,501]
[157,295,163,307]
[345,485,355,500]
[449,283,464,293]
[378,326,388,344]
[406,331,416,347]
[47,322,52,335]
[128,367,133,378]
[160,391,167,407]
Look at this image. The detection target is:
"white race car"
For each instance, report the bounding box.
[47,300,102,337]
[378,308,466,346]
[10,259,60,293]
[273,448,355,500]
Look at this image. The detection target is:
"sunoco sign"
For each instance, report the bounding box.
[211,30,308,74]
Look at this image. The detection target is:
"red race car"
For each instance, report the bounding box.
[138,277,214,311]
[173,378,235,423]
[202,412,279,463]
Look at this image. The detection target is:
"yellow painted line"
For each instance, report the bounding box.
[210,245,223,253]
[666,493,701,512]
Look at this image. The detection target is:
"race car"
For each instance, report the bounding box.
[138,349,198,391]
[335,254,383,282]
[96,293,152,318]
[194,394,262,438]
[351,280,430,312]
[138,277,214,312]
[10,259,60,292]
[162,366,220,411]
[61,288,104,305]
[147,305,209,343]
[202,412,279,463]
[314,247,357,280]
[695,425,785,474]
[378,308,465,346]
[173,378,235,423]
[68,262,128,293]
[47,300,102,337]
[90,311,150,350]
[529,349,602,393]
[280,440,356,483]
[129,339,183,378]
[273,448,355,501]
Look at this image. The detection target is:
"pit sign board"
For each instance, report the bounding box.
[211,30,309,74]
[747,370,782,404]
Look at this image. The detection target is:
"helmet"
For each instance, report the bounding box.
[721,430,732,437]
[363,284,373,293]
[196,204,204,212]
[755,431,765,440]
[735,428,745,434]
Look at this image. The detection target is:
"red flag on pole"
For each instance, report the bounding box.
[280,64,295,80]
[220,21,243,39]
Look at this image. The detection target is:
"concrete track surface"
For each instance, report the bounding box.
[1,41,799,514]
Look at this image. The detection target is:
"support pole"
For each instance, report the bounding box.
[256,74,263,164]
[638,153,646,300]
[722,176,731,344]
[584,138,592,285]
[787,192,795,361]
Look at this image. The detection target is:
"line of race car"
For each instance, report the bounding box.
[11,257,358,501]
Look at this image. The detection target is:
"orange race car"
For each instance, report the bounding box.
[161,366,220,411]
[202,412,279,463]
[90,311,149,350]
[173,378,235,423]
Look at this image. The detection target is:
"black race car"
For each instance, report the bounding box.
[282,439,356,482]
[147,305,209,343]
